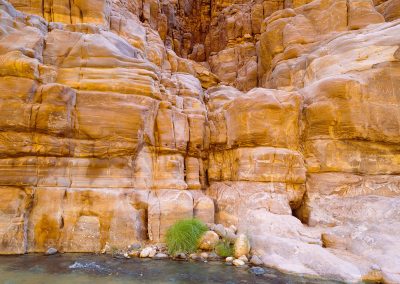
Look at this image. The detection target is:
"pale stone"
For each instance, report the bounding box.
[254,235,362,282]
[250,255,263,266]
[232,259,245,266]
[200,252,208,259]
[198,231,219,251]
[45,248,58,255]
[140,247,154,258]
[189,253,199,260]
[234,234,251,258]
[149,248,157,258]
[238,255,248,262]
[154,253,168,259]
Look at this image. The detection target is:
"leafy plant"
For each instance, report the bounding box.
[165,218,208,255]
[215,240,234,257]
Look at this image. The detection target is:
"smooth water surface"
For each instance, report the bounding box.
[0,254,344,284]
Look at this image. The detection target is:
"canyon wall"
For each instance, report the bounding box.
[0,0,400,282]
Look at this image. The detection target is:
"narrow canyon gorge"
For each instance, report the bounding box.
[0,0,399,281]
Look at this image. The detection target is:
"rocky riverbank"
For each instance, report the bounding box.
[46,223,260,269]
[0,253,345,284]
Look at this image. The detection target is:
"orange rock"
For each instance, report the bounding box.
[1,0,400,281]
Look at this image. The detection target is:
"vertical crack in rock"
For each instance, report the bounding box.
[23,188,35,253]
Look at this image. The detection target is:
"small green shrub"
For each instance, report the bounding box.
[215,240,234,257]
[165,218,208,255]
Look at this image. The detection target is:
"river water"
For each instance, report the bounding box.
[0,254,344,284]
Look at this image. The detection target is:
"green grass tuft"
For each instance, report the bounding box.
[165,218,208,255]
[215,240,234,257]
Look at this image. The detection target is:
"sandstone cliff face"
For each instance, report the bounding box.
[0,0,215,253]
[1,0,400,282]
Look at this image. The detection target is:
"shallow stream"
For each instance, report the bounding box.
[0,254,344,284]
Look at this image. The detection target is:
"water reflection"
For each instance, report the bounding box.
[0,254,344,284]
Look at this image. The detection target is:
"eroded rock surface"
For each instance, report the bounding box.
[0,0,214,254]
[1,0,400,282]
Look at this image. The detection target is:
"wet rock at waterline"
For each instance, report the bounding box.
[200,252,209,260]
[232,259,246,267]
[250,267,266,276]
[140,247,156,258]
[45,248,58,256]
[0,254,348,283]
[153,253,169,260]
[174,253,187,260]
[207,252,221,261]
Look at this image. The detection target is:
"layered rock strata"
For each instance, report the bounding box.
[1,0,400,282]
[0,0,215,253]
